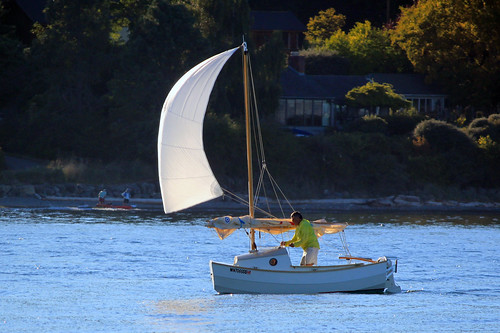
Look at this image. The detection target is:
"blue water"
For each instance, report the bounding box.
[1,208,499,332]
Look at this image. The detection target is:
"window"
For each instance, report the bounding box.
[313,100,322,126]
[304,100,312,125]
[278,98,335,127]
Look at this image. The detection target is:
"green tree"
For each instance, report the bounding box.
[249,32,287,118]
[207,31,286,121]
[19,0,115,159]
[0,4,28,107]
[299,48,350,75]
[319,21,411,74]
[184,0,250,50]
[305,8,346,47]
[345,81,412,113]
[391,0,500,111]
[0,4,33,152]
[107,0,209,162]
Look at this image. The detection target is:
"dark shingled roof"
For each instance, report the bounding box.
[280,68,366,101]
[251,11,306,32]
[280,68,446,102]
[368,73,445,95]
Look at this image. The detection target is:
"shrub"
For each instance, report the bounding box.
[477,135,500,187]
[469,117,489,129]
[487,113,500,141]
[414,119,477,154]
[412,119,480,186]
[466,114,500,142]
[347,115,388,134]
[488,113,500,126]
[384,113,425,135]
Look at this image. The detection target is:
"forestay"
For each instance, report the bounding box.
[158,47,240,214]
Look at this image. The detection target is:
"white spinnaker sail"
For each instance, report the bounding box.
[158,47,240,214]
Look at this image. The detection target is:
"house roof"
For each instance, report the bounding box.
[251,11,306,32]
[281,68,366,101]
[280,68,446,102]
[367,73,445,96]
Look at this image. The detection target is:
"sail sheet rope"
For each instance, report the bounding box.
[339,230,352,258]
[247,54,295,219]
[215,52,295,221]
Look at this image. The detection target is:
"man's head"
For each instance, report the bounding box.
[290,211,303,225]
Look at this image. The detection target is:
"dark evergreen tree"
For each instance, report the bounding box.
[18,0,115,159]
[107,0,210,162]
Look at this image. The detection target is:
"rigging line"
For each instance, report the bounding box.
[268,171,286,217]
[247,52,294,218]
[259,164,285,217]
[264,167,288,217]
[220,188,252,208]
[221,187,276,218]
[339,230,352,258]
[267,229,285,245]
[247,55,273,213]
[247,56,267,164]
[239,227,255,248]
[248,55,286,217]
[254,166,264,201]
[246,56,263,208]
[254,164,273,214]
[265,168,295,212]
[259,165,273,214]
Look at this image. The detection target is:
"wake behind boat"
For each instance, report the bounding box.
[157,43,401,294]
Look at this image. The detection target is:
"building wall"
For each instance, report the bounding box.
[278,94,447,130]
[277,98,348,128]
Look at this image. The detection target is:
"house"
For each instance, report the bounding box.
[250,11,306,52]
[277,61,447,132]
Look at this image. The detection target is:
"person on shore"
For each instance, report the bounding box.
[121,188,131,204]
[98,189,107,205]
[280,211,320,266]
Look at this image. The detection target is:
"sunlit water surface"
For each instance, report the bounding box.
[1,208,499,332]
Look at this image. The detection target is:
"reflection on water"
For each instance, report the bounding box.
[148,298,216,332]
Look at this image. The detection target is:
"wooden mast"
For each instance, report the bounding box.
[243,42,256,251]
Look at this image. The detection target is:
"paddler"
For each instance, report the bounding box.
[121,188,131,204]
[98,189,107,205]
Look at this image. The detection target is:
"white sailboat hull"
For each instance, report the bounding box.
[210,248,400,294]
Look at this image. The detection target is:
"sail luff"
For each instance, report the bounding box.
[158,47,240,214]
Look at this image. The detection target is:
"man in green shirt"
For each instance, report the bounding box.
[280,211,320,266]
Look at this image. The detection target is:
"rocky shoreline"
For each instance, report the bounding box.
[0,182,499,211]
[0,182,160,200]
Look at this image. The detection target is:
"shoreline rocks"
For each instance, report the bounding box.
[0,182,162,200]
[0,183,499,211]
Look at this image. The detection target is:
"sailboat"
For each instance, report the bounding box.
[158,43,401,294]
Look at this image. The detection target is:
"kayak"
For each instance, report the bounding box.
[95,203,134,210]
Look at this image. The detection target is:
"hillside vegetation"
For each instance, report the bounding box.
[1,0,499,200]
